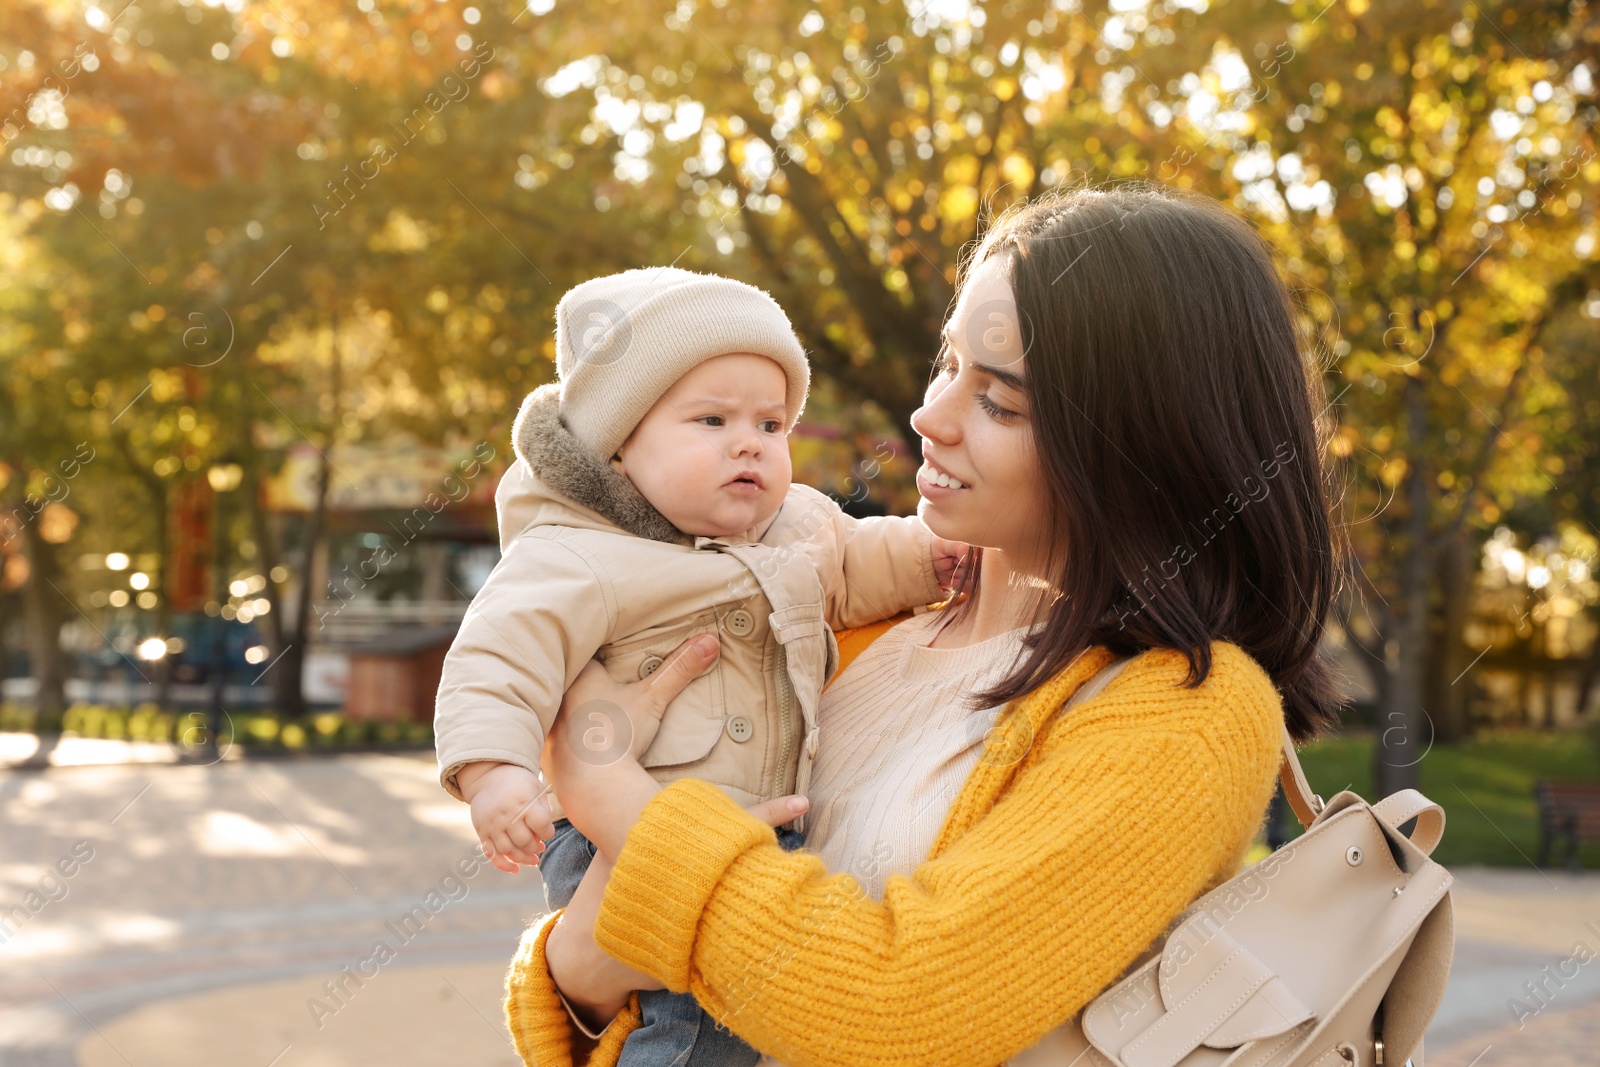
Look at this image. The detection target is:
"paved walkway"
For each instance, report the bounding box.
[0,753,532,1066]
[0,752,1595,1066]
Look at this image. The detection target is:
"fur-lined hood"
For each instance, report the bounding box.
[502,383,689,547]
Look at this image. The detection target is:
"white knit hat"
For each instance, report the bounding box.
[554,267,810,460]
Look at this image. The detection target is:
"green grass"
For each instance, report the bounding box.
[0,701,432,751]
[1279,728,1600,869]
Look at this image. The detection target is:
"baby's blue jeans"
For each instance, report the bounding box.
[541,814,806,1067]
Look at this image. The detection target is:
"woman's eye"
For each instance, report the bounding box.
[937,348,958,378]
[698,415,724,427]
[975,392,1018,422]
[760,420,782,433]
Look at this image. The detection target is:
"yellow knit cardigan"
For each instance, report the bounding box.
[504,626,1286,1067]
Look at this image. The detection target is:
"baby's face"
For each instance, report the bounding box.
[609,353,793,538]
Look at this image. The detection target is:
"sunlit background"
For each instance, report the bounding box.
[2,0,1599,1063]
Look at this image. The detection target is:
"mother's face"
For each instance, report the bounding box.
[911,254,1050,572]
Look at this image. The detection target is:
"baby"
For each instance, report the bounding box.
[434,267,964,1067]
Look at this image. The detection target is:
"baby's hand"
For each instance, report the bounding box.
[462,762,556,874]
[931,536,974,590]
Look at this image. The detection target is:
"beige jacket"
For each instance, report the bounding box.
[434,383,944,829]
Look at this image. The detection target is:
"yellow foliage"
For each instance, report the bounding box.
[1001,155,1035,188]
[940,185,979,226]
[149,369,187,404]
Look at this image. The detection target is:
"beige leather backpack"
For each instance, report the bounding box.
[1074,725,1455,1067]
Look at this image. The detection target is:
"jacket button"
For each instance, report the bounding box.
[726,715,754,742]
[726,609,755,637]
[638,655,664,679]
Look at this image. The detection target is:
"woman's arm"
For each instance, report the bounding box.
[545,852,663,1028]
[506,908,643,1067]
[571,647,1284,1067]
[524,634,815,1066]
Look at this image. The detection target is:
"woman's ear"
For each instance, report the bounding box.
[609,449,625,475]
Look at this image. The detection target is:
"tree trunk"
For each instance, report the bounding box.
[246,461,289,684]
[1424,524,1473,743]
[1575,617,1600,720]
[275,457,328,721]
[150,477,174,710]
[275,342,341,721]
[1375,375,1430,797]
[19,516,67,718]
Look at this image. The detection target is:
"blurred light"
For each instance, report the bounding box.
[137,637,169,661]
[136,591,158,609]
[229,579,250,597]
[245,645,270,665]
[220,604,237,620]
[44,186,78,211]
[108,590,130,607]
[237,605,256,623]
[208,462,243,492]
[270,565,289,583]
[1502,548,1526,584]
[1528,565,1552,590]
[250,598,272,615]
[165,636,188,655]
[106,552,130,571]
[129,571,150,590]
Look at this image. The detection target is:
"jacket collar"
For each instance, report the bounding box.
[511,383,689,545]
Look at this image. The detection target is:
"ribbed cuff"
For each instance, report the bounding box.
[593,778,775,991]
[504,909,642,1067]
[557,987,609,1041]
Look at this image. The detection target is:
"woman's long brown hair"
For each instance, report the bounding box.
[938,181,1345,743]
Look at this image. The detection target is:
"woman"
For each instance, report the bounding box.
[509,182,1342,1067]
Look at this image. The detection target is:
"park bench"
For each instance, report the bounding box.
[1534,779,1600,870]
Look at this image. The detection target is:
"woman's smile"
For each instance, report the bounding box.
[917,457,971,495]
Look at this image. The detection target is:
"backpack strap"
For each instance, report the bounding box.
[1372,789,1447,856]
[1277,723,1326,829]
[1277,727,1447,854]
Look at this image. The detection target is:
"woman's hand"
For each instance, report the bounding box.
[546,794,810,1033]
[540,631,720,856]
[540,628,812,1031]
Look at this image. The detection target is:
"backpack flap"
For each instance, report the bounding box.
[1082,925,1312,1067]
[1373,885,1455,1067]
[1082,800,1454,1067]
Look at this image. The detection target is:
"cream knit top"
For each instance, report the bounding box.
[799,608,1038,902]
[758,609,1129,1067]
